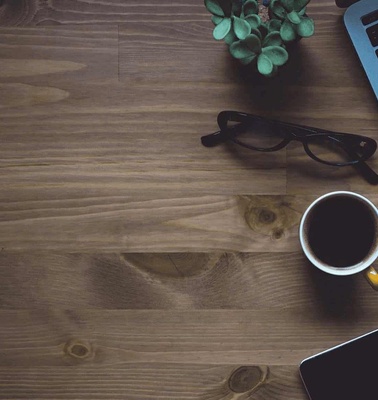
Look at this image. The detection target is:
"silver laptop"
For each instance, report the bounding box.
[337,0,378,100]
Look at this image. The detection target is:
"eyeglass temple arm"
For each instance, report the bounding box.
[201,124,246,147]
[201,130,231,147]
[285,122,378,181]
[342,146,378,185]
[278,120,371,142]
[352,158,378,185]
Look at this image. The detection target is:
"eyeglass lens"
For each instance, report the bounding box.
[228,119,286,149]
[229,118,362,164]
[306,136,356,164]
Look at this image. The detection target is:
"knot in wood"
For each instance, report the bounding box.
[0,0,37,25]
[65,340,91,359]
[272,228,284,240]
[228,366,268,394]
[243,196,301,239]
[258,208,277,224]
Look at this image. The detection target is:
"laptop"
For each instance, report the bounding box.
[336,0,378,100]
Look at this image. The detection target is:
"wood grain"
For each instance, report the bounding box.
[0,195,314,251]
[0,365,306,400]
[0,26,118,82]
[1,251,378,311]
[1,0,378,399]
[0,0,40,26]
[0,0,210,26]
[2,309,378,366]
[0,0,349,26]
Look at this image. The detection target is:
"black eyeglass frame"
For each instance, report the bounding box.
[202,110,377,166]
[201,111,378,184]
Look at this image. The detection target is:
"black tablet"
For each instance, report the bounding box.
[300,329,378,400]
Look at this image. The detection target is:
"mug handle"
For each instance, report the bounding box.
[364,265,378,290]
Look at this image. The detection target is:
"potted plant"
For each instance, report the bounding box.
[204,0,315,77]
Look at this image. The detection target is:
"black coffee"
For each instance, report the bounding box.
[307,196,376,267]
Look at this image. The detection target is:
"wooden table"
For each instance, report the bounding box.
[1,1,377,398]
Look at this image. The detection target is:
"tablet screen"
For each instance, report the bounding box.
[300,329,378,400]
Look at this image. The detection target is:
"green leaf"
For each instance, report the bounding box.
[258,22,268,37]
[267,19,282,32]
[245,14,261,30]
[245,34,262,53]
[224,30,237,45]
[204,0,224,16]
[287,10,301,24]
[257,53,274,75]
[240,54,257,65]
[280,19,296,41]
[251,28,262,40]
[294,0,310,11]
[261,45,289,65]
[211,15,224,25]
[262,31,282,47]
[298,7,306,16]
[219,0,232,16]
[271,2,286,19]
[232,0,243,17]
[297,17,315,37]
[213,17,231,40]
[267,65,279,77]
[230,40,254,59]
[269,0,278,8]
[243,0,258,16]
[233,16,251,40]
[281,0,295,11]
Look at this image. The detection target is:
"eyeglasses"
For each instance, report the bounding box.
[201,110,378,184]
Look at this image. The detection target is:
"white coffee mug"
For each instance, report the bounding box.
[299,191,378,289]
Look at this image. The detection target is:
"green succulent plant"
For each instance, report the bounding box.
[204,0,314,77]
[270,0,315,42]
[230,31,288,76]
[204,0,261,43]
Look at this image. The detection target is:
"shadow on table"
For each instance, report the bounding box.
[304,258,362,320]
[225,44,314,113]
